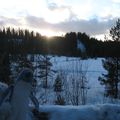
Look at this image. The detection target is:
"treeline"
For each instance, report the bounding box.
[78,32,120,57]
[0,28,77,56]
[0,27,120,57]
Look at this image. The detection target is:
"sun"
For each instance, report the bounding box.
[43,30,56,37]
[39,29,64,37]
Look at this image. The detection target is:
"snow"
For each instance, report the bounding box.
[0,82,8,96]
[77,39,86,53]
[1,56,120,120]
[1,81,120,120]
[0,82,8,90]
[50,57,106,104]
[29,55,110,105]
[40,104,120,120]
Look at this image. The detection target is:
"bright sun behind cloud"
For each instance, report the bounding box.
[0,0,120,40]
[38,29,64,37]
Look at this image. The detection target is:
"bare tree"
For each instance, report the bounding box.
[54,73,65,105]
[34,55,56,104]
[63,58,89,105]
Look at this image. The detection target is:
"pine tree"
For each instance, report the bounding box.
[99,19,120,99]
[10,54,33,82]
[54,74,65,105]
[0,52,11,84]
[54,74,62,92]
[34,55,55,88]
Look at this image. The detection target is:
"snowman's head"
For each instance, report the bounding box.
[17,68,34,84]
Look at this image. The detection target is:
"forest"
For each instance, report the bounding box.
[0,27,120,57]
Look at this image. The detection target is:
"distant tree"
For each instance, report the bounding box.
[54,73,65,105]
[99,19,120,99]
[63,59,89,105]
[0,52,11,84]
[34,55,55,88]
[65,32,77,56]
[54,74,63,92]
[34,55,56,104]
[54,95,65,105]
[10,54,33,82]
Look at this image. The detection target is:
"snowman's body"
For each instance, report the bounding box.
[9,80,32,120]
[0,68,37,120]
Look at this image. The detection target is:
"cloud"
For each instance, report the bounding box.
[112,0,120,3]
[47,2,59,11]
[0,15,118,37]
[25,16,51,28]
[0,16,21,27]
[26,15,118,36]
[47,2,70,11]
[47,1,77,21]
[0,20,4,26]
[54,18,117,35]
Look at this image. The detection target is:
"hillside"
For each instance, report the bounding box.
[34,56,107,105]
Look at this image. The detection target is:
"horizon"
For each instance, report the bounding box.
[0,0,120,40]
[0,26,105,41]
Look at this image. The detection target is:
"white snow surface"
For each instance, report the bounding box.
[32,56,109,104]
[50,57,106,104]
[77,39,86,53]
[0,82,8,96]
[40,104,120,120]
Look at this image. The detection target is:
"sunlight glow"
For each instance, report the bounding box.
[38,29,64,37]
[0,0,120,40]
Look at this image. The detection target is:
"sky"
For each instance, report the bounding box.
[0,0,120,40]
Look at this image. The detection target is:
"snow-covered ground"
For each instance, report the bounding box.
[0,82,120,120]
[51,57,106,104]
[33,56,108,105]
[1,55,120,120]
[51,57,105,89]
[40,104,120,120]
[9,55,120,104]
[0,82,8,97]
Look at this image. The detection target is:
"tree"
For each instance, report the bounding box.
[34,55,56,104]
[34,55,55,88]
[10,53,33,84]
[54,74,65,105]
[65,32,77,56]
[110,19,120,42]
[0,52,11,84]
[54,74,63,92]
[99,19,120,99]
[63,59,89,105]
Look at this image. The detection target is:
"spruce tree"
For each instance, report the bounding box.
[99,19,120,99]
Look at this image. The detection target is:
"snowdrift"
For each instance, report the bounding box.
[40,104,120,120]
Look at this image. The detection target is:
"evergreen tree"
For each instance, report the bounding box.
[54,74,65,105]
[54,74,63,92]
[99,19,120,99]
[0,52,11,84]
[10,54,33,81]
[34,55,55,88]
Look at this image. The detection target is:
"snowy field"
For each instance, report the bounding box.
[33,56,108,105]
[51,57,106,103]
[1,56,120,120]
[40,104,120,120]
[51,57,105,88]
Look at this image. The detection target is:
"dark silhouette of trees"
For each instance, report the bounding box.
[0,53,11,84]
[0,27,120,57]
[0,24,120,85]
[99,19,120,99]
[65,32,77,56]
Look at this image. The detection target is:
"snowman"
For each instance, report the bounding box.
[0,68,39,120]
